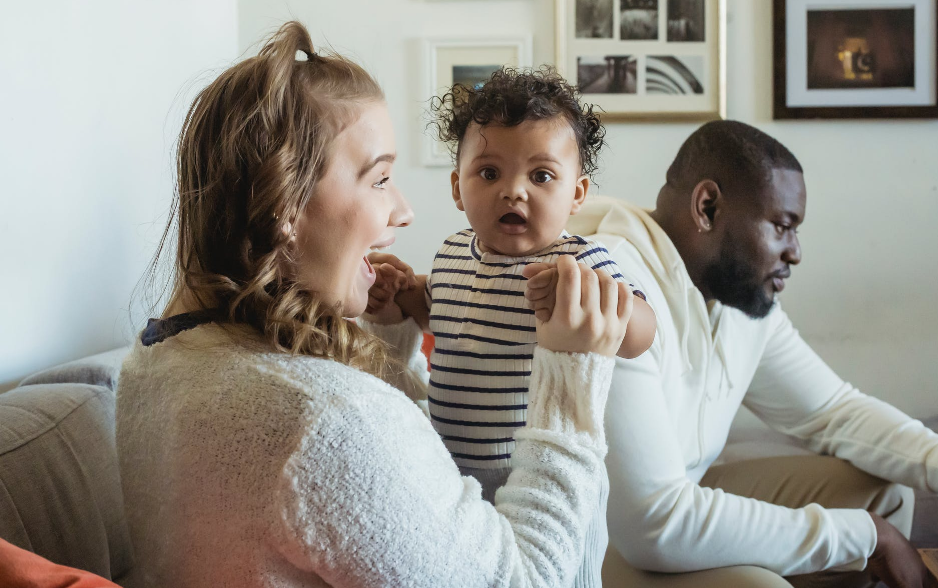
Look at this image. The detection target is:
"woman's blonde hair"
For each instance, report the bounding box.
[156,21,395,377]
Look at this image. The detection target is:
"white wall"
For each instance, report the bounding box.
[0,0,238,390]
[238,0,937,417]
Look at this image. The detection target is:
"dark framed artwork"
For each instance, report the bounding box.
[555,0,726,120]
[774,0,938,119]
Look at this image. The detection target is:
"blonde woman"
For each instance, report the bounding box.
[116,21,633,588]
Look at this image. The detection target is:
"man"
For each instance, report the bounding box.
[551,121,938,587]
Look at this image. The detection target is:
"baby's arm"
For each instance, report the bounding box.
[619,295,655,358]
[364,252,430,331]
[522,262,656,359]
[395,274,430,332]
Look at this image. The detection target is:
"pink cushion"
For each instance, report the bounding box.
[0,538,120,588]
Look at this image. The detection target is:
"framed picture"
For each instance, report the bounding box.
[424,37,533,166]
[773,0,938,119]
[554,0,726,120]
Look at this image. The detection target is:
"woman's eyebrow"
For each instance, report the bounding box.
[358,153,396,178]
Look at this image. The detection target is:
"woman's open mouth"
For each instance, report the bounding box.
[361,255,376,285]
[498,212,527,234]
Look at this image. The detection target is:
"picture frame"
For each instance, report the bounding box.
[423,36,533,166]
[773,0,938,119]
[554,0,726,121]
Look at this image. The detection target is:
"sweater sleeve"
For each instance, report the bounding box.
[273,348,613,588]
[359,318,430,412]
[605,341,878,576]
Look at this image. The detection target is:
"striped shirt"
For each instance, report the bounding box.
[426,229,642,469]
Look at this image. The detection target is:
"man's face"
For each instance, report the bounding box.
[702,168,806,318]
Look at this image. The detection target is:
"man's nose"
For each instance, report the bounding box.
[783,235,802,265]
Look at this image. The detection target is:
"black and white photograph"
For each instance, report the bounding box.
[576,0,614,38]
[452,65,501,90]
[620,0,659,40]
[667,0,705,42]
[558,0,724,118]
[577,55,638,93]
[806,8,915,90]
[646,55,704,94]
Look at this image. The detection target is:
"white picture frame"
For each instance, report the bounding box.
[554,0,726,121]
[423,36,533,167]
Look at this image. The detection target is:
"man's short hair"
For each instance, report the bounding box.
[666,120,802,196]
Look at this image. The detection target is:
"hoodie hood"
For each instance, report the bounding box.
[568,196,731,389]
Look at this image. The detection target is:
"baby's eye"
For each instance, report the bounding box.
[532,170,553,184]
[480,167,498,181]
[373,176,390,189]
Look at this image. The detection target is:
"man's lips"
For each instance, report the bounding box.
[769,269,791,292]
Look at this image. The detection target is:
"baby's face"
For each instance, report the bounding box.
[451,117,588,257]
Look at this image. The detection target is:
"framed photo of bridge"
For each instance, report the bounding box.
[554,0,726,120]
[773,0,938,119]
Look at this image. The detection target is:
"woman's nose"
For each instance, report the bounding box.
[390,186,414,228]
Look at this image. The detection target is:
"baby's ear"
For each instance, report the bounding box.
[451,170,465,211]
[570,174,590,214]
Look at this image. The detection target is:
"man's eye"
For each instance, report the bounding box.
[533,171,553,183]
[373,177,390,189]
[775,223,792,234]
[480,168,497,181]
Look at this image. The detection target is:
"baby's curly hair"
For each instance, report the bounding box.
[430,66,605,178]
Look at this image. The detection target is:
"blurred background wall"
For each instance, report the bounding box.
[2,0,935,417]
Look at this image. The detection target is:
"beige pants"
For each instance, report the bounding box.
[602,456,915,588]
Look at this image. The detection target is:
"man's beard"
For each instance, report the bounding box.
[701,234,775,319]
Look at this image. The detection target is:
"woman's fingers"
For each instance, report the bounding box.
[597,271,618,320]
[553,255,581,323]
[580,262,600,328]
[367,252,417,290]
[618,283,634,324]
[521,262,554,279]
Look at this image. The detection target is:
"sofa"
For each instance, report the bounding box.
[0,346,935,583]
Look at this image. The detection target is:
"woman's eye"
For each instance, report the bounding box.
[373,176,390,189]
[480,168,497,181]
[533,171,553,184]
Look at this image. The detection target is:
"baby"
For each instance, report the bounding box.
[366,67,656,587]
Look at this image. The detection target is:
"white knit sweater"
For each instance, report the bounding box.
[116,318,614,588]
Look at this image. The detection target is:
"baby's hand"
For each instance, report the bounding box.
[365,253,417,324]
[522,261,559,322]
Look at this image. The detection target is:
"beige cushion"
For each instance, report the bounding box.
[0,383,132,580]
[18,347,129,390]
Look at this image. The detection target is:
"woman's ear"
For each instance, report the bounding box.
[569,174,590,215]
[690,179,720,233]
[451,170,465,212]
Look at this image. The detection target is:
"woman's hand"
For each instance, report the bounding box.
[364,252,417,325]
[522,255,632,357]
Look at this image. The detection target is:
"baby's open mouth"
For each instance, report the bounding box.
[499,213,526,225]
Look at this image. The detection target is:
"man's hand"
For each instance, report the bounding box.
[364,252,417,325]
[867,513,937,588]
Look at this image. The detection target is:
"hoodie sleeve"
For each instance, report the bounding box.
[605,341,879,576]
[744,307,938,495]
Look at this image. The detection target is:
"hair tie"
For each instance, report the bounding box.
[296,49,316,62]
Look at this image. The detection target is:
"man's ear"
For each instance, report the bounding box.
[451,170,465,212]
[690,179,720,233]
[569,174,590,215]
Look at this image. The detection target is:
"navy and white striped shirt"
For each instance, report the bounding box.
[426,229,642,469]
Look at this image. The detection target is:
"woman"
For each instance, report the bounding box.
[116,21,632,588]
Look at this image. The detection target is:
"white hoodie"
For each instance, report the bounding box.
[568,195,938,576]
